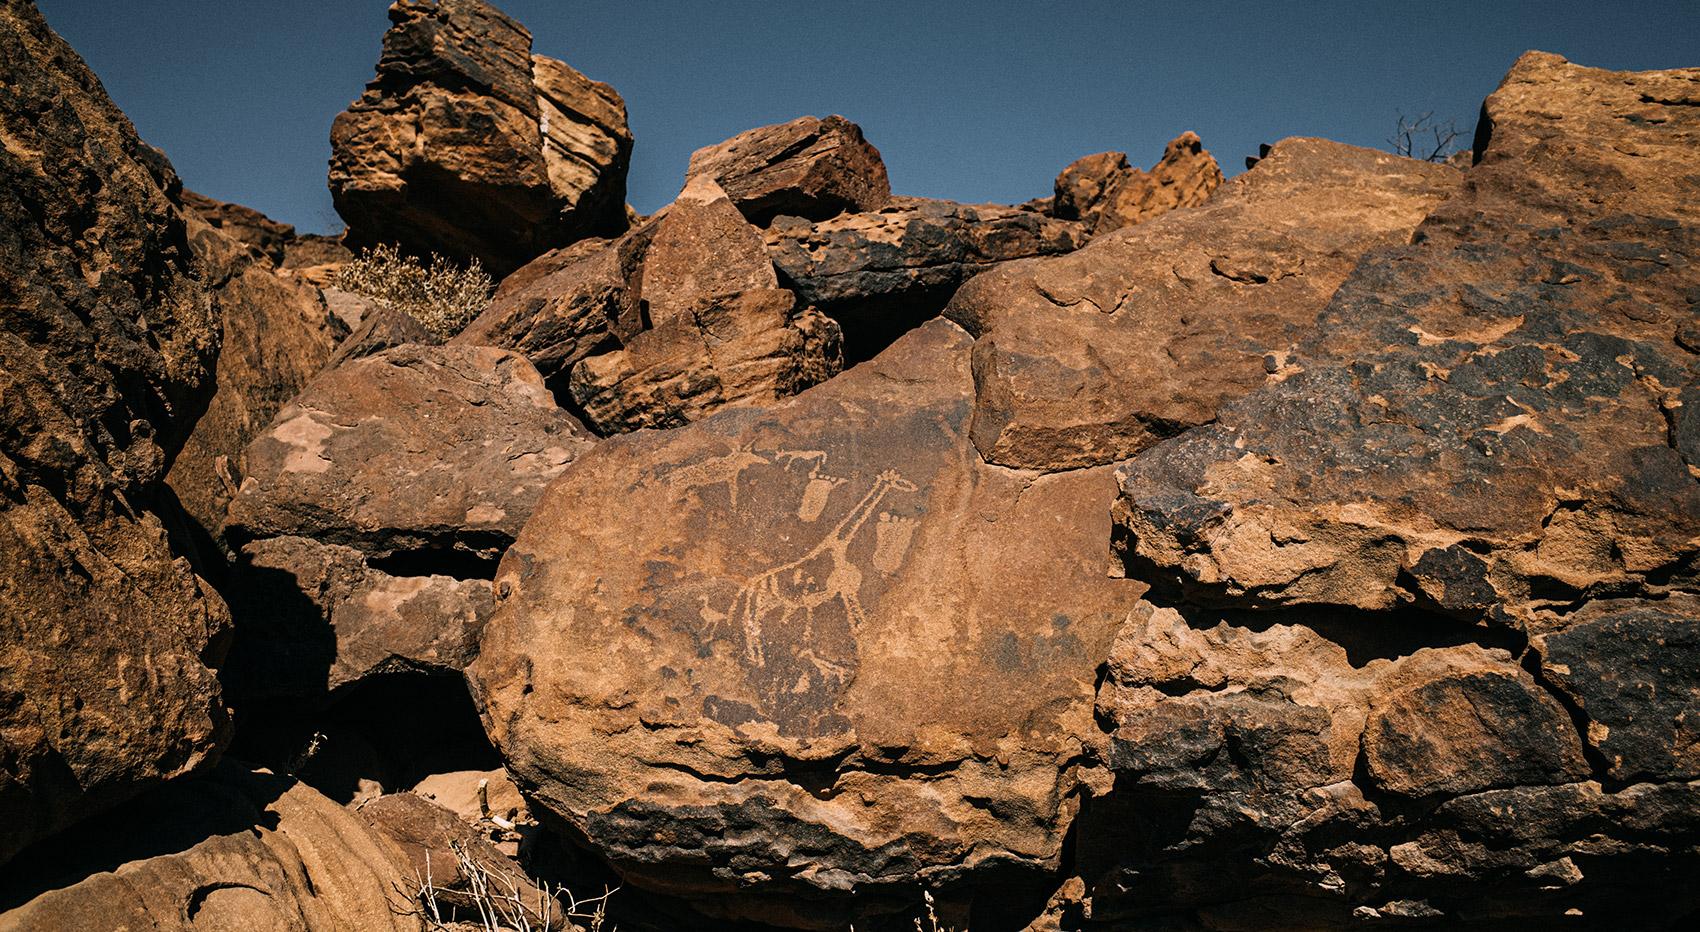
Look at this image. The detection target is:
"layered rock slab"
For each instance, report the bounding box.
[946,137,1461,470]
[765,197,1087,361]
[329,0,631,275]
[225,343,593,565]
[0,0,229,865]
[471,320,1144,926]
[686,115,891,225]
[1112,53,1700,624]
[1052,131,1225,236]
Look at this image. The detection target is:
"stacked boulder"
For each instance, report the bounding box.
[329,0,632,276]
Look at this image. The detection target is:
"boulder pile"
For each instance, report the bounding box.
[4,0,1698,929]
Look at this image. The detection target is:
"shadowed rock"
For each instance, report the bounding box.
[0,0,229,866]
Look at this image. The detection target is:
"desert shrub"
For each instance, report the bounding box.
[396,840,615,932]
[1388,111,1462,163]
[334,243,492,339]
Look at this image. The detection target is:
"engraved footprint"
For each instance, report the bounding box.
[796,469,847,522]
[872,512,919,574]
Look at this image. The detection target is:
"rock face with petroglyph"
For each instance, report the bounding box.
[945,137,1461,471]
[0,0,229,867]
[224,344,594,566]
[470,320,1144,926]
[1078,53,1700,928]
[329,0,631,275]
[1113,53,1700,625]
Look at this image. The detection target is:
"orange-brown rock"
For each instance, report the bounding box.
[460,181,843,434]
[329,0,631,276]
[225,344,594,565]
[0,765,421,931]
[1053,132,1224,235]
[166,203,345,535]
[947,138,1460,470]
[471,321,1144,926]
[1112,54,1700,626]
[686,115,891,225]
[0,0,229,866]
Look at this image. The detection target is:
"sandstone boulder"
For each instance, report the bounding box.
[329,0,631,275]
[471,321,1145,926]
[180,189,298,264]
[166,205,345,535]
[686,115,891,225]
[946,137,1460,470]
[1111,53,1700,626]
[225,344,593,566]
[765,196,1087,361]
[0,765,422,931]
[0,0,229,865]
[459,182,843,434]
[1053,131,1225,235]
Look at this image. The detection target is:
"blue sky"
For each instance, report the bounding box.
[35,0,1700,234]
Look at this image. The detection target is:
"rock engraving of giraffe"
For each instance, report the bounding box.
[709,468,918,671]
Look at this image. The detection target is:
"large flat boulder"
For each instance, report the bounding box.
[1112,53,1700,625]
[0,0,229,865]
[225,343,592,565]
[329,0,631,275]
[470,320,1145,926]
[946,138,1460,470]
[686,115,891,225]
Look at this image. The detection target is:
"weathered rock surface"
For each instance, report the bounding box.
[166,205,345,535]
[180,188,298,264]
[1073,600,1699,927]
[565,179,842,432]
[0,764,422,931]
[947,138,1460,470]
[459,181,843,434]
[329,0,631,276]
[0,0,229,866]
[471,320,1144,926]
[686,115,891,225]
[225,535,491,704]
[1112,53,1700,625]
[225,343,593,566]
[766,196,1087,360]
[1053,131,1225,235]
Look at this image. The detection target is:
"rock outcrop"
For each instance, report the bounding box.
[471,321,1145,926]
[166,201,345,535]
[225,344,593,566]
[0,0,229,866]
[0,765,422,931]
[947,137,1460,470]
[766,197,1087,361]
[686,115,891,225]
[1113,53,1700,626]
[1088,52,1700,927]
[458,180,843,434]
[329,0,631,276]
[1052,131,1224,235]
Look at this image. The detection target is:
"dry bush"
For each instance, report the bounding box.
[334,244,493,339]
[393,840,616,932]
[1388,111,1463,163]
